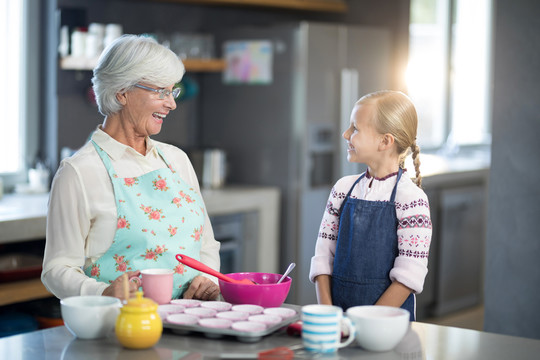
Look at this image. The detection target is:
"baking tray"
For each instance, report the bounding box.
[0,254,43,283]
[162,303,299,343]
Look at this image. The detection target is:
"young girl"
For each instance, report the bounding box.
[309,90,431,321]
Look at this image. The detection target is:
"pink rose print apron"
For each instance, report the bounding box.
[84,141,205,299]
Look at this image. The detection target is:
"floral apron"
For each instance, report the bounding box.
[331,168,415,321]
[84,141,205,299]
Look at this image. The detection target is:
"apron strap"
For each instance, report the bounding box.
[92,140,175,176]
[92,140,118,179]
[389,167,403,203]
[338,173,366,216]
[154,145,174,171]
[338,167,403,216]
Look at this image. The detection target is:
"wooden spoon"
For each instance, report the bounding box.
[122,273,129,304]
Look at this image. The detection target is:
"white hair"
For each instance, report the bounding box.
[92,34,185,116]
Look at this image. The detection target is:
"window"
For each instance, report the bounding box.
[0,0,23,174]
[0,0,39,187]
[407,0,492,152]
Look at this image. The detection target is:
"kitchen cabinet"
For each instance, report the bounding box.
[435,185,486,315]
[416,168,489,320]
[0,194,51,307]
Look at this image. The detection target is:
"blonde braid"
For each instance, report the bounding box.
[411,142,422,188]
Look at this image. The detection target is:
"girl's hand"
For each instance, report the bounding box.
[183,275,220,301]
[102,270,141,301]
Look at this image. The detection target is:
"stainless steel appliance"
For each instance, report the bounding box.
[200,22,391,305]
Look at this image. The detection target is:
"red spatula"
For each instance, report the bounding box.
[176,254,256,285]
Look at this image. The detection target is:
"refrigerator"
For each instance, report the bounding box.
[200,22,392,305]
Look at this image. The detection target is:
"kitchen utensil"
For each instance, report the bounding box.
[219,344,303,359]
[219,273,292,307]
[130,268,174,304]
[176,254,255,285]
[116,291,163,349]
[346,305,410,352]
[277,262,296,284]
[162,304,299,343]
[60,295,121,339]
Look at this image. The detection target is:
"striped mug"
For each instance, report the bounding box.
[301,304,356,353]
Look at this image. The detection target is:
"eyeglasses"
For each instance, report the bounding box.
[134,84,181,99]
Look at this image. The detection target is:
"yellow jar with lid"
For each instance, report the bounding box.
[115,291,162,349]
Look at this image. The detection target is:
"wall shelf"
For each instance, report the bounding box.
[155,0,347,12]
[60,57,226,73]
[182,58,226,72]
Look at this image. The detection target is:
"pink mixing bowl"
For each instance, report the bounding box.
[218,272,292,307]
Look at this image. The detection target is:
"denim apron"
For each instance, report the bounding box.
[331,168,415,321]
[84,141,205,299]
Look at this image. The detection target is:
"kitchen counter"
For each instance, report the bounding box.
[0,193,49,244]
[1,314,539,359]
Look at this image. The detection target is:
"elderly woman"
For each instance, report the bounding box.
[42,35,220,301]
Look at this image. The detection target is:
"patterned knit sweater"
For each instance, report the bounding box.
[309,170,432,294]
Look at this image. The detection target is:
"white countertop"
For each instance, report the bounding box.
[0,192,49,244]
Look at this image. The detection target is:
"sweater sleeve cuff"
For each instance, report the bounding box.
[389,257,428,294]
[309,255,334,283]
[80,277,109,296]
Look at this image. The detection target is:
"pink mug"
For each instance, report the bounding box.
[130,269,174,305]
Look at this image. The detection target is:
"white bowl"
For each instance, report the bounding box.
[60,296,121,339]
[346,305,410,352]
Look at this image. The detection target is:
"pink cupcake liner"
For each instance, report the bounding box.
[166,313,199,325]
[231,304,264,315]
[216,311,250,322]
[201,301,232,312]
[198,318,232,329]
[170,299,202,308]
[263,307,297,319]
[232,321,267,332]
[248,314,282,325]
[185,307,218,318]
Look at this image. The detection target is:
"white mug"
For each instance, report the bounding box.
[301,304,356,354]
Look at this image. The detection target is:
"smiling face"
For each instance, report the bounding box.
[119,83,177,137]
[342,103,383,166]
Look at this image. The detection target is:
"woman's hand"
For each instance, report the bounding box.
[183,275,220,301]
[102,270,141,301]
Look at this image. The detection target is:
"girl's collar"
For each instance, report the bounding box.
[366,168,406,181]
